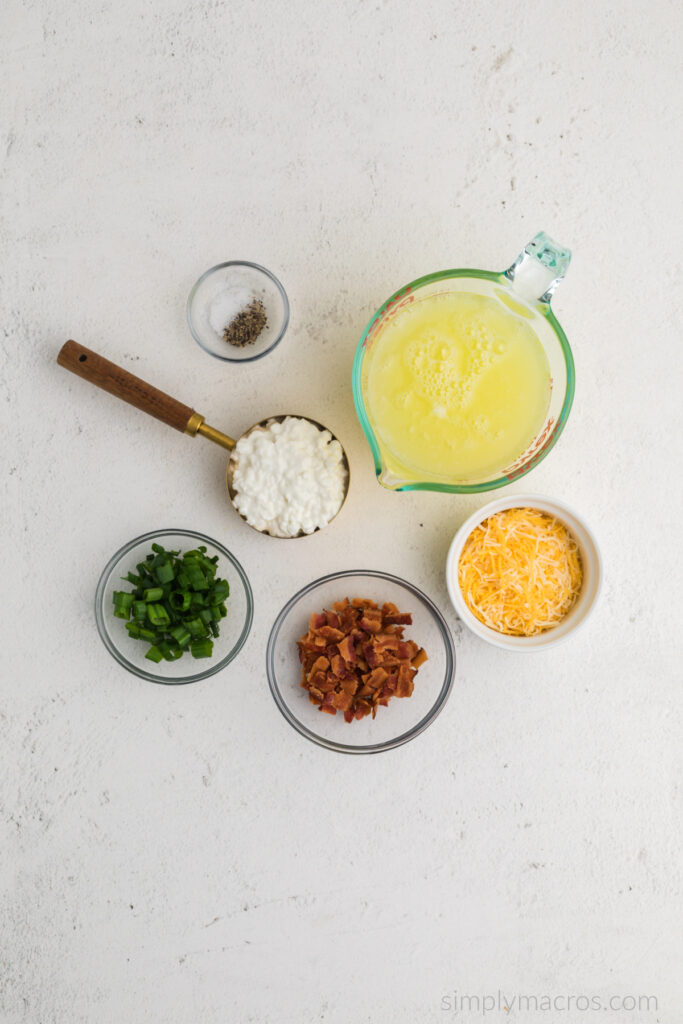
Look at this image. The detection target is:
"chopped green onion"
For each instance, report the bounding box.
[212,580,229,601]
[155,560,175,584]
[186,567,208,590]
[133,600,147,621]
[186,616,207,637]
[147,603,171,627]
[169,591,191,612]
[113,591,134,619]
[169,625,191,647]
[158,640,183,662]
[190,638,213,659]
[112,543,230,666]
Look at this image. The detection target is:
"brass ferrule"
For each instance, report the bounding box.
[185,411,205,436]
[196,420,236,451]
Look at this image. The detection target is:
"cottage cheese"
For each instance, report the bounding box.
[231,417,348,537]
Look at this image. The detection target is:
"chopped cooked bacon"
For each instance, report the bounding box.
[296,597,427,723]
[354,699,372,718]
[308,670,327,690]
[397,640,418,660]
[310,655,330,674]
[340,605,359,632]
[332,689,354,711]
[363,643,381,669]
[320,692,336,715]
[317,625,345,643]
[375,633,400,651]
[318,675,337,693]
[395,661,415,698]
[411,647,428,669]
[362,666,388,691]
[330,653,346,677]
[337,635,356,663]
[310,612,327,631]
[359,610,383,633]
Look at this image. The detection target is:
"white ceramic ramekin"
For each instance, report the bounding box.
[446,493,602,651]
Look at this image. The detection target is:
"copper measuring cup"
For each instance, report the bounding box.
[57,340,350,537]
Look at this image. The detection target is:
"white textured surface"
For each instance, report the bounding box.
[2,1,682,1022]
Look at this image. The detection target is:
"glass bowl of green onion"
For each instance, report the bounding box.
[95,529,254,684]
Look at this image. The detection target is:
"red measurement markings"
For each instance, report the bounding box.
[506,418,560,481]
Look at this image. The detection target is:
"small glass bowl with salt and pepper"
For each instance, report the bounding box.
[187,261,290,362]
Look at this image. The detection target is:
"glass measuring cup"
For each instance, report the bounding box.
[352,232,574,492]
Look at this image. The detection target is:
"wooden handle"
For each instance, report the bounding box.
[57,340,199,434]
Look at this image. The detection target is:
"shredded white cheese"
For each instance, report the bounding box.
[231,417,347,537]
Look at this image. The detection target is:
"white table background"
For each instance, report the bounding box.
[2,1,681,1022]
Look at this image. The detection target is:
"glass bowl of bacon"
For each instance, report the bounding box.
[266,570,456,753]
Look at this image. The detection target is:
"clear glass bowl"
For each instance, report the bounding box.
[187,261,290,363]
[352,232,575,493]
[95,529,253,684]
[266,570,456,754]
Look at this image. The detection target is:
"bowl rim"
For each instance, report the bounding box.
[266,569,456,754]
[445,493,602,651]
[95,528,254,684]
[186,260,290,364]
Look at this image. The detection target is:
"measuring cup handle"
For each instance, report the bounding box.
[504,231,571,304]
[57,340,201,434]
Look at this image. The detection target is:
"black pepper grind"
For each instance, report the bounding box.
[223,298,268,347]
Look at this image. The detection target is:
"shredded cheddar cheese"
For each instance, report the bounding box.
[458,507,583,636]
